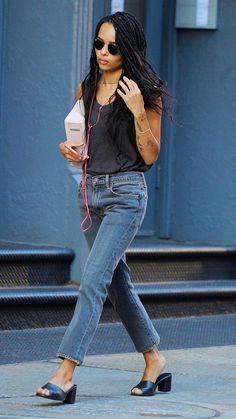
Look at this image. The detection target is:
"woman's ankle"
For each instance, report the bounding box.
[143,345,158,359]
[56,359,76,380]
[143,347,166,368]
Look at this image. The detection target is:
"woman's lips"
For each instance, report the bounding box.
[98,59,109,65]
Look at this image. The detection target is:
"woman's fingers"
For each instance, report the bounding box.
[58,142,88,162]
[122,76,139,91]
[117,88,126,99]
[59,142,66,154]
[118,77,140,99]
[118,79,130,94]
[122,76,133,88]
[58,143,76,159]
[117,77,144,116]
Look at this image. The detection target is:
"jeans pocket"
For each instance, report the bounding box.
[109,181,144,199]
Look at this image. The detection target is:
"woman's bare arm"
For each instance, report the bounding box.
[134,103,161,165]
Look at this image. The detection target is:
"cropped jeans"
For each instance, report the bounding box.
[57,171,160,365]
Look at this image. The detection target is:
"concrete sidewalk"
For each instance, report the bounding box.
[0,346,236,418]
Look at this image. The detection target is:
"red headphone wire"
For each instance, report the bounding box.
[80,87,104,232]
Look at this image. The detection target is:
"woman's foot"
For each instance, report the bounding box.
[131,347,166,395]
[36,359,76,397]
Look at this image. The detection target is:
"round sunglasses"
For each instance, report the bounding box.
[94,37,119,55]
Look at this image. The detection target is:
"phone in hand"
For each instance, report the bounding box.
[64,144,79,157]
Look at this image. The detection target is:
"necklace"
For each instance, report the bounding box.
[103,81,119,84]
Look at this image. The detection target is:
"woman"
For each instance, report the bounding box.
[36,11,172,403]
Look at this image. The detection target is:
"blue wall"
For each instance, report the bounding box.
[172,0,236,243]
[0,0,93,279]
[0,0,6,196]
[0,0,236,285]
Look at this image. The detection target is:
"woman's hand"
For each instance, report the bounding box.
[59,142,88,163]
[117,76,145,117]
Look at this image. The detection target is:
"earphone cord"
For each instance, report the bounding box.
[80,87,103,233]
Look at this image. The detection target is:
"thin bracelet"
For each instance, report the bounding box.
[135,127,151,134]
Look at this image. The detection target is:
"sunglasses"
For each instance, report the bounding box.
[94,37,119,55]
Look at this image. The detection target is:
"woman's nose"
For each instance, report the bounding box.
[101,45,109,55]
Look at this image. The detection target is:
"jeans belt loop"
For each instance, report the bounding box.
[105,174,110,189]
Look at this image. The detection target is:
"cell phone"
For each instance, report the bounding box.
[64,144,79,156]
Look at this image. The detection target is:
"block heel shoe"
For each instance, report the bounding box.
[131,372,172,396]
[36,383,77,404]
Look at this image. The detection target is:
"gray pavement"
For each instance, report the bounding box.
[0,346,236,418]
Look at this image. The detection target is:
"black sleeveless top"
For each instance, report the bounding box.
[86,98,152,175]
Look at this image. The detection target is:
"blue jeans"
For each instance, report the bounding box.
[57,171,160,365]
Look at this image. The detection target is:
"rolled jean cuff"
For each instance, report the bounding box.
[57,352,82,366]
[138,337,160,353]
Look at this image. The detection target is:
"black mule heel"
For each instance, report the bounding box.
[156,373,172,392]
[131,372,172,396]
[36,382,77,403]
[63,384,77,404]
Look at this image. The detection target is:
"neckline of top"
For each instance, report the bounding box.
[95,97,115,107]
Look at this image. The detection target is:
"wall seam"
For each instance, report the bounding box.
[0,0,6,138]
[159,0,177,239]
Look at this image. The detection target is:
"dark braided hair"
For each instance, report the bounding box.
[81,11,170,139]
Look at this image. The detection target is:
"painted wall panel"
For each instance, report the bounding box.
[172,0,236,243]
[0,0,93,279]
[0,0,6,213]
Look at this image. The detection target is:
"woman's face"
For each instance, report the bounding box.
[95,22,123,72]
